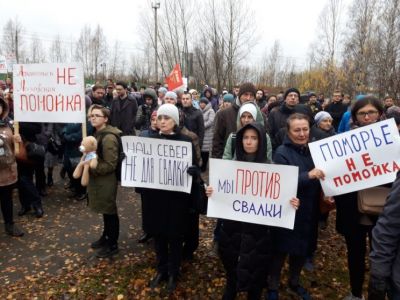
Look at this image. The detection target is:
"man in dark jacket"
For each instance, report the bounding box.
[182,92,205,147]
[109,81,138,136]
[211,82,258,159]
[255,89,267,109]
[268,88,313,150]
[86,85,106,106]
[369,171,400,300]
[324,90,347,131]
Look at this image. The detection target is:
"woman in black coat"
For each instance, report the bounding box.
[267,113,324,300]
[335,96,385,300]
[206,122,299,300]
[143,104,198,294]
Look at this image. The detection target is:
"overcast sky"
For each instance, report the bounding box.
[0,0,352,68]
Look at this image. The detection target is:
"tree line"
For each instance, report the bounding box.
[1,0,399,97]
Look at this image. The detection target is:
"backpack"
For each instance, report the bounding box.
[97,132,126,181]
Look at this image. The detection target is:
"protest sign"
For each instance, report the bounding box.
[121,136,193,193]
[309,118,400,196]
[207,158,299,229]
[13,63,85,123]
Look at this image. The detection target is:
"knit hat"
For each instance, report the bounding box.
[157,103,179,125]
[283,88,301,100]
[238,82,257,99]
[314,111,332,125]
[165,91,177,100]
[158,87,168,95]
[239,103,257,121]
[200,97,209,105]
[189,89,198,95]
[223,93,234,103]
[151,110,158,119]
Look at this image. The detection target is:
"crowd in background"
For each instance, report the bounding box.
[1,76,400,299]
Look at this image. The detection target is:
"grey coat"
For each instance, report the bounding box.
[200,103,215,152]
[370,171,400,292]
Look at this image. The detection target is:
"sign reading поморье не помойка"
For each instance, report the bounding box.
[309,118,400,196]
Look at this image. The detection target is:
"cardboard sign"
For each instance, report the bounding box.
[121,136,193,193]
[207,158,299,229]
[13,63,85,123]
[309,118,400,196]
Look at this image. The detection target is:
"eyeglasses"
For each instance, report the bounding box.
[90,114,105,118]
[356,110,379,117]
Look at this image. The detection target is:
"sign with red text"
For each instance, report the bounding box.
[165,64,183,91]
[121,136,193,193]
[13,63,85,123]
[309,118,400,196]
[207,159,298,229]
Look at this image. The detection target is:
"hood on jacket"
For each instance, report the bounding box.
[235,101,265,129]
[143,88,158,107]
[0,98,9,120]
[235,122,267,163]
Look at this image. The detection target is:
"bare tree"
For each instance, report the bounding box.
[29,34,46,63]
[91,25,108,80]
[372,0,400,96]
[49,34,67,63]
[2,17,24,63]
[342,0,377,94]
[75,24,108,80]
[315,0,343,94]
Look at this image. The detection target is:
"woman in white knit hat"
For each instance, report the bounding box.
[142,103,199,294]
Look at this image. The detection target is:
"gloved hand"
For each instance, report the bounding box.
[187,165,201,178]
[368,274,387,300]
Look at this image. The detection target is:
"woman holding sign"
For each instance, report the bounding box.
[267,113,325,300]
[143,103,199,294]
[206,122,299,300]
[335,96,384,300]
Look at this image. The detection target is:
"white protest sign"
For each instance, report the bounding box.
[121,136,193,193]
[13,63,85,123]
[207,158,299,229]
[0,56,7,74]
[309,118,400,196]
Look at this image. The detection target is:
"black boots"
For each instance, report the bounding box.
[5,223,24,237]
[149,272,168,288]
[137,233,152,243]
[148,273,178,294]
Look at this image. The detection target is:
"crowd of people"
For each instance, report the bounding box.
[0,77,400,299]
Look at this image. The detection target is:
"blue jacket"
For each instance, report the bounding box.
[271,136,321,256]
[338,110,351,133]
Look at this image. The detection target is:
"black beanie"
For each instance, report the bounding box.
[283,88,300,100]
[200,97,209,104]
[238,82,257,99]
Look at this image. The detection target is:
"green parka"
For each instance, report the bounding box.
[88,125,121,215]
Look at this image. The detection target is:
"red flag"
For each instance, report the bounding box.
[165,64,183,91]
